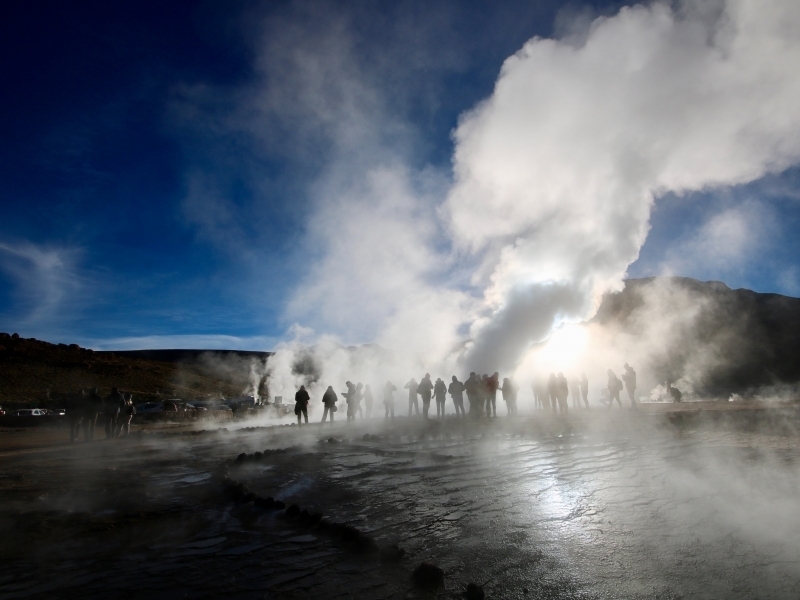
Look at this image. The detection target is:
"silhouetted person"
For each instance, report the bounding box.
[82,388,103,441]
[486,372,500,417]
[118,394,135,437]
[104,387,124,439]
[532,375,547,410]
[465,373,479,417]
[622,363,638,409]
[570,377,581,409]
[67,389,85,442]
[433,377,447,418]
[364,384,374,418]
[418,373,433,419]
[322,386,338,423]
[343,381,357,421]
[383,381,396,419]
[404,378,419,416]
[607,370,623,408]
[295,385,310,425]
[556,372,569,415]
[355,382,364,418]
[580,372,589,408]
[547,373,559,414]
[667,381,682,403]
[501,377,518,416]
[479,375,490,417]
[448,376,466,417]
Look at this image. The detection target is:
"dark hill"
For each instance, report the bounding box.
[594,277,800,394]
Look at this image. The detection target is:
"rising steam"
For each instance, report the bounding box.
[261,0,800,402]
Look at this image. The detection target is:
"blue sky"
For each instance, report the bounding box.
[1,0,799,351]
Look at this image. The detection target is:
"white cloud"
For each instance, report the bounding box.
[0,241,84,331]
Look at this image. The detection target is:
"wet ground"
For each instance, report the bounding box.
[1,405,799,599]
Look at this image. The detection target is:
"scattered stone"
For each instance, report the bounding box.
[465,582,485,600]
[380,544,406,563]
[412,562,444,589]
[523,588,529,594]
[286,504,301,517]
[341,525,360,542]
[354,536,379,554]
[273,500,286,510]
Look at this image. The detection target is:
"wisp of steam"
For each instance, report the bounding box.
[264,0,800,404]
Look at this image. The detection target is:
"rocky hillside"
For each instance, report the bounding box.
[0,333,265,406]
[594,277,800,394]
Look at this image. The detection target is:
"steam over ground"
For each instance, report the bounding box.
[257,0,800,403]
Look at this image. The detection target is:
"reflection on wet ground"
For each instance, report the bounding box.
[1,409,800,599]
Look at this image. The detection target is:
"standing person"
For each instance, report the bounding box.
[83,388,103,441]
[570,377,582,409]
[448,376,466,417]
[294,385,310,425]
[622,363,638,409]
[547,373,559,414]
[556,373,569,415]
[433,378,447,418]
[118,394,136,437]
[607,370,623,408]
[404,378,419,416]
[486,372,500,417]
[383,381,396,419]
[531,376,544,410]
[464,372,479,417]
[343,381,357,421]
[322,386,338,423]
[104,388,124,439]
[67,389,85,442]
[355,383,364,419]
[478,375,490,417]
[418,373,434,419]
[501,377,518,416]
[580,373,589,408]
[364,385,374,418]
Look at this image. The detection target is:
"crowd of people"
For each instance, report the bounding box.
[65,387,136,442]
[293,364,640,425]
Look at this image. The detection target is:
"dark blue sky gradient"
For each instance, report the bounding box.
[1,0,798,349]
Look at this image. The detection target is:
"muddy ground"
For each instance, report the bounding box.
[1,404,799,599]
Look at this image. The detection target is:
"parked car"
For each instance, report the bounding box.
[51,408,66,416]
[135,402,164,414]
[0,406,6,416]
[15,409,47,417]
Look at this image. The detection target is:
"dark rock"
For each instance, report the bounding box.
[299,509,311,522]
[253,451,263,460]
[380,544,406,563]
[363,433,370,440]
[412,562,444,589]
[328,437,338,444]
[309,513,323,526]
[286,504,301,517]
[263,497,275,508]
[354,536,379,554]
[465,583,485,600]
[243,492,256,503]
[273,500,286,510]
[236,453,246,463]
[341,525,360,542]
